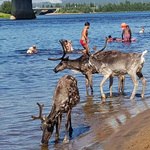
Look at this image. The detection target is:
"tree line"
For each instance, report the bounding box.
[0,0,150,14]
[59,1,150,13]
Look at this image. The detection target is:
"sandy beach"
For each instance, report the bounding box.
[58,97,150,150]
[103,108,150,150]
[66,109,150,150]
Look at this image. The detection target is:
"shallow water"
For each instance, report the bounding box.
[0,12,150,150]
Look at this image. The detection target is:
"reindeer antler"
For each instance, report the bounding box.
[48,40,67,61]
[31,102,44,121]
[94,37,108,55]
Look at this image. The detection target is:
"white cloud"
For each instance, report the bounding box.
[0,0,10,5]
[0,0,62,4]
[32,0,62,3]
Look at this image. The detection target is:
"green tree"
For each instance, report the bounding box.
[55,3,62,8]
[0,1,12,14]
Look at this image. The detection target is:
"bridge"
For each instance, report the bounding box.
[10,0,60,20]
[33,8,60,15]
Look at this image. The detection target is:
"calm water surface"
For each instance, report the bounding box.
[1,12,150,150]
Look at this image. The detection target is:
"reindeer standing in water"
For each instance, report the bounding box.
[31,75,80,146]
[49,39,125,96]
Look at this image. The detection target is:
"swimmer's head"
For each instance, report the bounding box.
[33,45,36,48]
[85,22,90,29]
[108,35,112,38]
[85,22,90,26]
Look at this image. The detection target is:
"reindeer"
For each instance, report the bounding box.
[31,75,80,146]
[48,38,125,96]
[89,50,147,99]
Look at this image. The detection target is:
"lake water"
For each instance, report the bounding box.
[1,12,150,150]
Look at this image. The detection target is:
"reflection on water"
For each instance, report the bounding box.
[1,12,150,150]
[59,95,150,150]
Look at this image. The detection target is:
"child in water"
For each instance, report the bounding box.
[27,45,38,54]
[64,40,74,52]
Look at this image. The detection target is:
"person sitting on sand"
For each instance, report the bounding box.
[64,40,74,52]
[27,45,38,54]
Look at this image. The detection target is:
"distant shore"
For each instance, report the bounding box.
[0,13,10,19]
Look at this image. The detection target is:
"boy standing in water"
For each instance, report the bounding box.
[79,22,90,54]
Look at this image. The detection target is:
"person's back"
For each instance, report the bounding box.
[122,25,131,42]
[139,28,145,33]
[27,45,38,54]
[65,40,74,52]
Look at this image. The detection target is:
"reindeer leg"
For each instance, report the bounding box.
[55,114,62,140]
[118,75,122,93]
[100,74,110,99]
[63,110,71,143]
[118,75,125,94]
[129,73,139,100]
[136,72,146,98]
[88,73,93,94]
[69,114,73,137]
[85,75,89,95]
[55,117,59,140]
[109,75,113,97]
[121,76,125,95]
[86,73,93,95]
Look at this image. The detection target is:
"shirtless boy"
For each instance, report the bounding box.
[79,22,90,54]
[122,25,132,42]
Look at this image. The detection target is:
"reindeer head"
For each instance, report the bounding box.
[53,56,70,73]
[31,103,55,146]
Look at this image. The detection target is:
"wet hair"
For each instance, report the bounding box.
[85,22,90,26]
[108,35,112,38]
[64,40,68,43]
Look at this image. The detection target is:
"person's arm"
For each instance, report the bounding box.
[122,30,124,40]
[129,29,132,40]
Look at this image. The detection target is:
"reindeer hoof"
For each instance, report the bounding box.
[63,138,69,144]
[101,94,106,99]
[141,94,144,98]
[130,96,134,100]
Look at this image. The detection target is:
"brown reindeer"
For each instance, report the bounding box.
[48,38,125,96]
[31,75,80,146]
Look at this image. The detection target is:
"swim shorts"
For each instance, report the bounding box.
[123,34,130,42]
[80,39,87,48]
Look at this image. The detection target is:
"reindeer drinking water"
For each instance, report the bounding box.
[31,75,80,146]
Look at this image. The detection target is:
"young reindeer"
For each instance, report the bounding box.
[31,75,80,146]
[48,39,125,96]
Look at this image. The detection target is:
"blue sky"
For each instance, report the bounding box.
[32,0,62,3]
[0,0,149,5]
[0,0,62,5]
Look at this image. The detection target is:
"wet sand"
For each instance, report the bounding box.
[57,96,150,150]
[66,109,150,150]
[103,108,150,150]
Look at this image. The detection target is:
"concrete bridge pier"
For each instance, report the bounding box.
[10,0,36,20]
